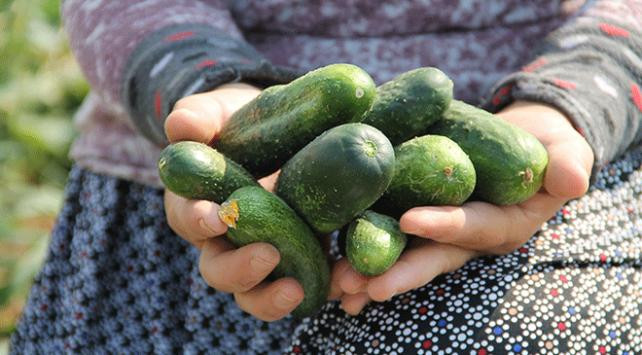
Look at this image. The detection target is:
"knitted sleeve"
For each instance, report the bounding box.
[62,0,298,145]
[484,0,642,174]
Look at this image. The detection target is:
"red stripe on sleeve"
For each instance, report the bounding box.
[196,59,217,69]
[165,31,195,42]
[552,78,577,90]
[599,23,630,37]
[631,83,642,112]
[522,58,548,73]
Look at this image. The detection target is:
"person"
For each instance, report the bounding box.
[10,0,641,354]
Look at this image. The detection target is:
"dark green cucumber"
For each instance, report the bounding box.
[430,100,548,205]
[158,141,258,203]
[375,135,476,217]
[216,63,377,177]
[218,186,330,318]
[276,123,395,235]
[361,67,453,145]
[344,211,407,276]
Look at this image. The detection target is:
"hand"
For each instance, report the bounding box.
[333,100,595,315]
[329,240,480,315]
[163,83,304,321]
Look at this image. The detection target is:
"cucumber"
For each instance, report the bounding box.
[344,211,407,276]
[361,67,453,145]
[218,186,330,318]
[158,141,258,203]
[375,135,476,217]
[216,63,377,177]
[430,100,548,205]
[276,123,395,235]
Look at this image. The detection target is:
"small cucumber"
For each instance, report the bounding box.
[361,67,453,145]
[276,123,396,235]
[344,211,407,276]
[218,186,330,318]
[430,100,548,205]
[158,141,258,203]
[375,135,476,217]
[216,63,377,177]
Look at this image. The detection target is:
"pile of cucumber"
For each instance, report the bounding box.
[158,63,548,318]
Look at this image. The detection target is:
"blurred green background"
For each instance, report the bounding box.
[0,0,88,351]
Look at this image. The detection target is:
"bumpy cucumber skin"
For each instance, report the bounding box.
[345,211,407,276]
[375,135,476,217]
[158,141,258,203]
[276,123,396,235]
[361,67,453,145]
[216,63,377,177]
[219,186,330,318]
[430,100,548,205]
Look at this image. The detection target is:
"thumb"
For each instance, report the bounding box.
[164,83,261,144]
[543,136,593,199]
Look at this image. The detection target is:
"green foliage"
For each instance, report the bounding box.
[0,0,88,339]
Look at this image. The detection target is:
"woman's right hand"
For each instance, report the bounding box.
[163,83,304,321]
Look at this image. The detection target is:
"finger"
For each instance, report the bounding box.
[164,190,227,248]
[399,193,564,253]
[367,241,478,302]
[543,134,593,199]
[258,170,280,191]
[199,239,280,293]
[165,83,261,143]
[338,263,369,295]
[234,277,304,322]
[165,93,224,143]
[340,292,371,316]
[329,258,351,300]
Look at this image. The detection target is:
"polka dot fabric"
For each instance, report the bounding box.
[9,166,294,354]
[286,144,642,354]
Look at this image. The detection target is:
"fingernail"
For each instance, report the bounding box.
[341,269,366,294]
[198,218,217,235]
[200,210,226,235]
[347,277,366,294]
[275,290,300,309]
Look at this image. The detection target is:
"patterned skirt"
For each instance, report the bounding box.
[10,145,642,354]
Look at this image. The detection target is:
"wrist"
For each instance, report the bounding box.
[500,100,574,128]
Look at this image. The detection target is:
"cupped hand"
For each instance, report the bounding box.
[163,83,303,321]
[334,100,595,315]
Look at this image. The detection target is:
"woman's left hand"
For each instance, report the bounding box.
[332,101,595,315]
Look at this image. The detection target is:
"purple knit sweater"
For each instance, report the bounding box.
[62,0,642,186]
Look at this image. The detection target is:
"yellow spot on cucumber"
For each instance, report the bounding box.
[218,199,240,228]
